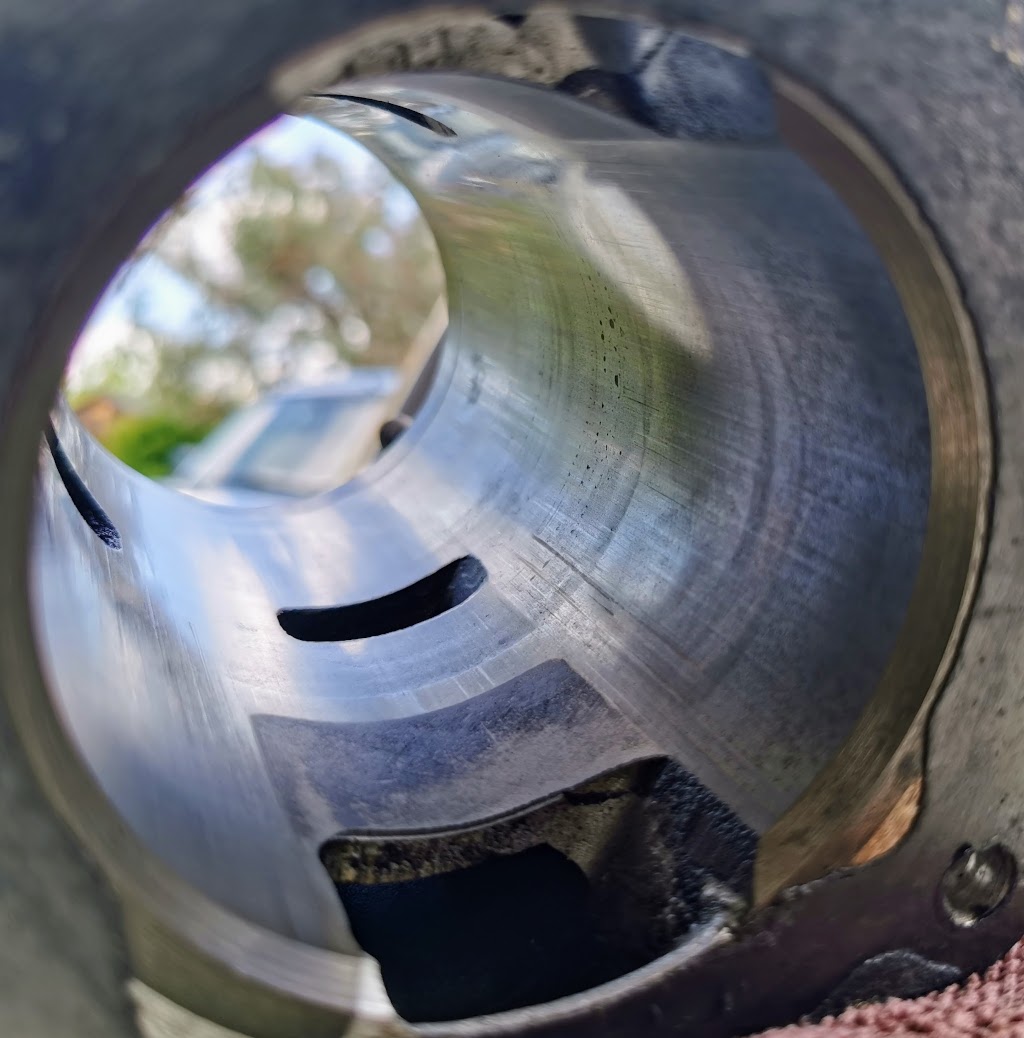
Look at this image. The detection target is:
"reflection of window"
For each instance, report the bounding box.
[171,403,274,487]
[221,395,381,496]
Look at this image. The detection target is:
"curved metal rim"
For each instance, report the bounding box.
[754,70,993,902]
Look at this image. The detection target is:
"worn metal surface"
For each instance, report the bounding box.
[1,2,1023,1038]
[31,48,930,1013]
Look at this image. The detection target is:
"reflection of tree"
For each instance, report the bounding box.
[76,138,444,421]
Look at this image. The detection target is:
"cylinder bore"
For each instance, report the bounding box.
[16,14,986,1033]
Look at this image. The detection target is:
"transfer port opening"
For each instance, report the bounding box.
[321,760,755,1022]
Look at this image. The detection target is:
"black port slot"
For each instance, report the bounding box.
[278,555,486,642]
[313,94,457,137]
[45,423,121,550]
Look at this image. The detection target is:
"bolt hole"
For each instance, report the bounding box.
[940,843,1017,927]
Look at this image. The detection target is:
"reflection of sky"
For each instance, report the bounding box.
[69,114,421,394]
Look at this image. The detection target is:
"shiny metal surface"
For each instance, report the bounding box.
[0,3,1012,1037]
[32,67,930,956]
